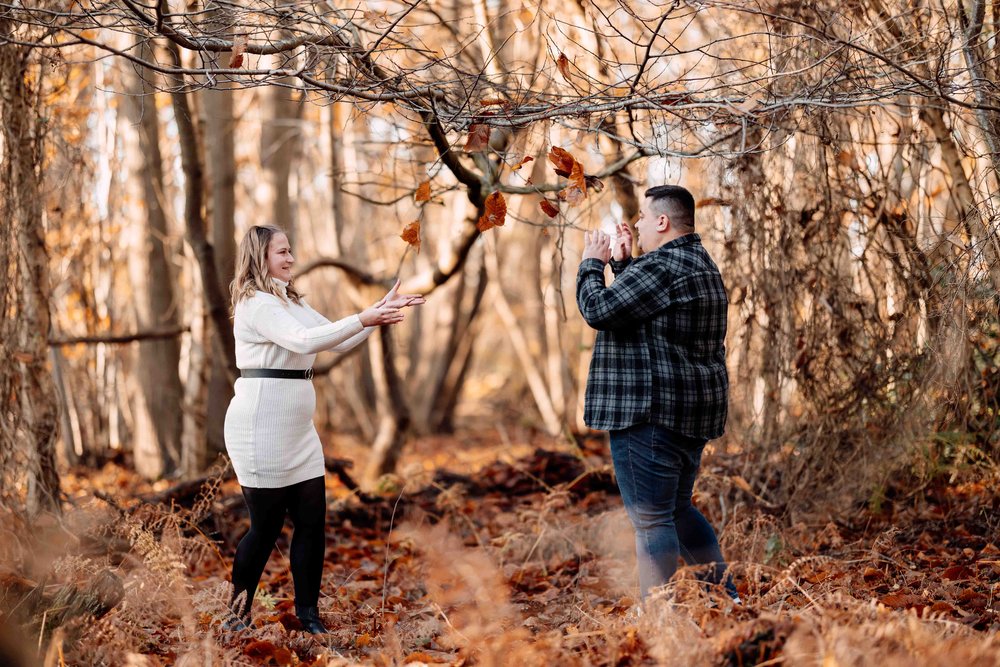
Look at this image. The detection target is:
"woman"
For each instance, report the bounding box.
[223,225,423,633]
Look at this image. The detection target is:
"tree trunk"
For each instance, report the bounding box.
[0,32,61,514]
[423,257,488,432]
[328,101,349,257]
[123,38,184,478]
[484,237,563,435]
[919,104,1000,292]
[201,16,237,470]
[262,61,302,242]
[164,43,238,389]
[363,327,411,485]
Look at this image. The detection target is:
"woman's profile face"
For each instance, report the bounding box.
[266,232,294,282]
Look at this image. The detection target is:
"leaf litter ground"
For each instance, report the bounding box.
[16,430,1000,665]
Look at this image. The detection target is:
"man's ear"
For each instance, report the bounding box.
[657,214,670,233]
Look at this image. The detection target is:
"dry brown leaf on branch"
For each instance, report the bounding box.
[477,192,507,232]
[539,200,560,218]
[557,161,587,206]
[414,181,431,203]
[464,124,492,153]
[511,156,534,171]
[584,174,605,193]
[556,52,572,82]
[480,98,512,110]
[548,146,576,177]
[400,221,421,252]
[229,34,248,68]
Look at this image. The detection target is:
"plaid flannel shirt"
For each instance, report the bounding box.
[576,233,729,438]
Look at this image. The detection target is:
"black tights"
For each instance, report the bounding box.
[230,476,326,618]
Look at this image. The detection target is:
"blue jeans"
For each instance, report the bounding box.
[610,423,736,600]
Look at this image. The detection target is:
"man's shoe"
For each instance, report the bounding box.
[295,605,328,634]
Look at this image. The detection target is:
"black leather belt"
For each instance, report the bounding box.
[241,368,315,380]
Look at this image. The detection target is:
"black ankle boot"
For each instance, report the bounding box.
[295,605,327,634]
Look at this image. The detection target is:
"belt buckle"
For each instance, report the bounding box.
[304,368,314,380]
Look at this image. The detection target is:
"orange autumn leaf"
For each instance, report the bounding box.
[400,221,421,252]
[556,52,571,82]
[558,161,587,206]
[511,156,534,171]
[414,180,431,202]
[404,651,446,664]
[464,124,492,153]
[479,98,512,109]
[477,191,507,232]
[229,34,248,68]
[273,647,294,667]
[244,640,276,659]
[548,146,576,177]
[539,200,559,218]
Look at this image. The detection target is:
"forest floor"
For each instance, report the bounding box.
[3,428,1000,666]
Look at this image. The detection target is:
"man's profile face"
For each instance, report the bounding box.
[635,197,665,253]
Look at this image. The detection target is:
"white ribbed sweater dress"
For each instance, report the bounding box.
[224,281,374,488]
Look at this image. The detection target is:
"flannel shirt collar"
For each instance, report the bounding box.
[649,232,701,256]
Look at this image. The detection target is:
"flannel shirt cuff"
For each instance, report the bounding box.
[579,258,607,274]
[609,257,632,275]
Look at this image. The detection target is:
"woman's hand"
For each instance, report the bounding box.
[359,303,404,327]
[376,279,426,309]
[612,223,633,262]
[360,281,425,326]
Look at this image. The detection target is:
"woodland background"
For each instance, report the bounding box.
[1,0,999,665]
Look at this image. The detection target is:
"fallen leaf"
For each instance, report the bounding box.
[942,564,974,580]
[414,181,431,203]
[244,640,276,659]
[879,593,922,609]
[356,632,374,648]
[273,647,294,666]
[276,612,302,631]
[539,200,559,218]
[403,650,446,664]
[929,601,956,614]
[804,568,833,584]
[229,34,248,68]
[464,124,492,153]
[400,221,421,252]
[477,191,507,232]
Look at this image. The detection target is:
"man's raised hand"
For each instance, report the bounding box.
[582,231,612,264]
[612,223,633,262]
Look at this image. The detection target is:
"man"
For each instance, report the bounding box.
[576,185,738,602]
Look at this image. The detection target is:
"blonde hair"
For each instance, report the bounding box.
[230,225,303,308]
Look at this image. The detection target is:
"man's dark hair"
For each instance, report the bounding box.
[645,185,695,232]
